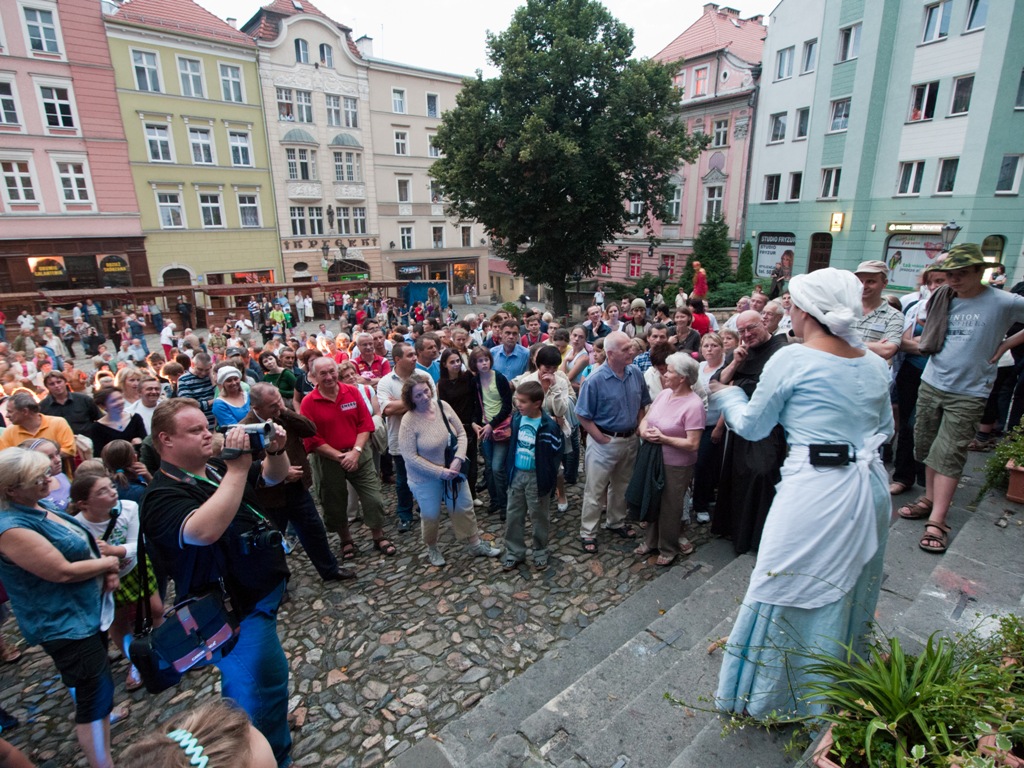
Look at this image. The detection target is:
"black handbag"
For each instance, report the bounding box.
[127,532,240,694]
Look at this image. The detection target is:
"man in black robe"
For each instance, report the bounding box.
[712,310,788,553]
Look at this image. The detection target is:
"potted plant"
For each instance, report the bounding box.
[803,632,1021,767]
[978,426,1024,503]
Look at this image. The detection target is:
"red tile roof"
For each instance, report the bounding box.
[654,5,765,66]
[242,0,362,60]
[112,0,255,46]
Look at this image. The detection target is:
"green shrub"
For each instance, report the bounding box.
[706,281,769,309]
[500,302,522,318]
[736,240,754,283]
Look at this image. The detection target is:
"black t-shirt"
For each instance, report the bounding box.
[141,461,289,615]
[39,392,101,434]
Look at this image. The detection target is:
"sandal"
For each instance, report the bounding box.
[340,541,358,560]
[109,702,130,726]
[967,437,995,452]
[889,481,910,496]
[898,496,933,520]
[533,552,549,569]
[501,556,521,571]
[1,645,21,664]
[919,521,950,554]
[655,554,676,567]
[580,538,598,554]
[680,540,696,557]
[609,525,637,539]
[373,538,397,557]
[633,544,656,556]
[125,665,143,692]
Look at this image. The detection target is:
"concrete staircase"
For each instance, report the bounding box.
[392,456,1024,768]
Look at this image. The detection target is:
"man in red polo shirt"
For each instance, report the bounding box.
[352,332,390,388]
[300,356,396,560]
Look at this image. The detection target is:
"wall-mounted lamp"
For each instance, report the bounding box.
[829,212,844,232]
[389,241,396,249]
[941,220,961,248]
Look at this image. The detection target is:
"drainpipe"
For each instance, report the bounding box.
[738,63,762,266]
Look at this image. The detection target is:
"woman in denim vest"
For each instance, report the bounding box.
[0,447,122,768]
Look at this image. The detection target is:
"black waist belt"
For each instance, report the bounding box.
[598,427,636,438]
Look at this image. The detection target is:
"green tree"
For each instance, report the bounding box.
[430,0,708,316]
[736,239,754,283]
[689,214,732,291]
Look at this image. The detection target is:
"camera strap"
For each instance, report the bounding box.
[159,465,270,525]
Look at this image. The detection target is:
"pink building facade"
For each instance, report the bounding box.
[597,4,765,291]
[0,0,145,294]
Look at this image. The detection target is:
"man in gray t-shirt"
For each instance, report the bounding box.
[905,244,1024,555]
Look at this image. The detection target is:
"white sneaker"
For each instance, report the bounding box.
[473,498,483,507]
[557,500,569,513]
[696,511,710,524]
[426,546,446,567]
[465,541,501,558]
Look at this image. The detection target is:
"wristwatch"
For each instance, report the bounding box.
[353,446,363,453]
[267,448,286,456]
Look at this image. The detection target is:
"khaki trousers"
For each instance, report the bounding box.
[579,434,638,538]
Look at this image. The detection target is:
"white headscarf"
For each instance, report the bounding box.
[788,268,865,348]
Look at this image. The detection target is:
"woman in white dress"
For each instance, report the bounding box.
[711,268,893,719]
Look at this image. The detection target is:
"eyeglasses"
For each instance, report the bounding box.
[736,324,763,334]
[19,475,50,490]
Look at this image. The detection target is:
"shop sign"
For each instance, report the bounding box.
[886,222,944,235]
[755,232,796,278]
[397,265,422,276]
[29,256,67,279]
[97,254,129,275]
[232,271,274,284]
[338,272,369,281]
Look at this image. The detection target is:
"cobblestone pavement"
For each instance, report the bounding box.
[0,474,716,767]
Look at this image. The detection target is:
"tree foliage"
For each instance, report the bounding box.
[682,214,732,291]
[430,0,708,315]
[736,240,754,283]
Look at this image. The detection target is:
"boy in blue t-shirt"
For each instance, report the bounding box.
[502,381,563,570]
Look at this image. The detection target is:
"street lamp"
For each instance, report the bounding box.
[941,220,962,249]
[657,259,669,292]
[321,241,349,274]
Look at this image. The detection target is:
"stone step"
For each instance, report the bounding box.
[392,538,740,768]
[517,554,755,760]
[892,484,1024,651]
[666,716,795,768]
[566,614,744,768]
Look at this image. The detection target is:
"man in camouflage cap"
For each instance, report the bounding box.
[899,243,1024,554]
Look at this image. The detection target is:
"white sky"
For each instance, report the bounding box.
[199,0,780,76]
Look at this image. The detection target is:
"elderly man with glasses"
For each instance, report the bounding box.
[710,310,788,554]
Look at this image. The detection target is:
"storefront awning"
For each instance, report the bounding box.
[41,287,131,300]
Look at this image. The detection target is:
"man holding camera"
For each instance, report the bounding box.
[142,398,293,767]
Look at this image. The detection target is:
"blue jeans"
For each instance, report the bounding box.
[481,438,509,512]
[217,581,291,767]
[265,486,340,580]
[392,454,415,524]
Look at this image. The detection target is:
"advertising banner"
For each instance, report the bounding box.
[756,232,796,278]
[883,233,946,290]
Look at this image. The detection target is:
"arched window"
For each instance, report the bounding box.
[295,39,309,64]
[319,44,333,68]
[982,235,1005,263]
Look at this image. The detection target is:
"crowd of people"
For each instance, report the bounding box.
[0,242,1020,764]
